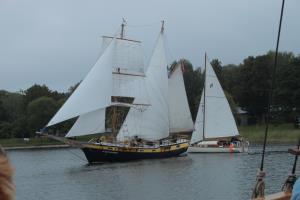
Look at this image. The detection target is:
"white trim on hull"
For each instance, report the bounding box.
[188,146,245,153]
[188,140,249,153]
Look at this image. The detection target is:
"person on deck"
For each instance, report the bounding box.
[0,147,15,200]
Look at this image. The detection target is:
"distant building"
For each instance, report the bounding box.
[236,107,249,126]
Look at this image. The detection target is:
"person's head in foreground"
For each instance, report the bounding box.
[0,147,15,200]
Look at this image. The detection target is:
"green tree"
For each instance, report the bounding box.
[24,84,65,105]
[0,122,12,138]
[210,59,223,83]
[0,100,7,121]
[181,59,204,121]
[27,96,58,137]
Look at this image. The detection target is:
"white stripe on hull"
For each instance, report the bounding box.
[188,146,244,153]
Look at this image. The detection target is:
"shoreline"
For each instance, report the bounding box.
[4,144,70,150]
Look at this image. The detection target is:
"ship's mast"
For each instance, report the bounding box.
[120,18,126,39]
[161,20,165,34]
[111,97,117,136]
[111,19,127,136]
[202,53,207,141]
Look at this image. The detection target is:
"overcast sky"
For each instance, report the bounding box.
[1,0,299,92]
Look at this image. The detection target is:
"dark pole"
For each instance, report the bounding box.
[120,18,126,39]
[203,53,207,141]
[260,0,285,171]
[161,20,165,34]
[292,138,300,174]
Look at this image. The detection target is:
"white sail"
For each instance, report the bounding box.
[204,63,239,138]
[102,36,145,74]
[112,73,149,105]
[117,33,169,141]
[47,40,115,127]
[168,64,194,133]
[66,108,106,137]
[104,36,148,103]
[191,92,204,144]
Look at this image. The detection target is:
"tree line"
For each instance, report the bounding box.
[0,51,299,138]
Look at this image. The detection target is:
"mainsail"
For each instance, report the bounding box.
[204,63,239,138]
[168,63,194,133]
[191,62,239,144]
[117,33,169,141]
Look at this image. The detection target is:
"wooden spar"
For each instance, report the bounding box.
[102,36,141,43]
[111,102,151,107]
[36,132,83,148]
[112,71,145,77]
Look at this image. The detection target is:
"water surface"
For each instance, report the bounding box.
[8,145,299,200]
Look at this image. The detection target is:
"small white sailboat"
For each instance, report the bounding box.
[188,55,249,153]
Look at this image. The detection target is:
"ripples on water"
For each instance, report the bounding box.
[7,145,299,200]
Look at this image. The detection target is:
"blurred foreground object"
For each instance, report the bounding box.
[0,147,15,200]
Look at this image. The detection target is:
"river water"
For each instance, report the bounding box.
[7,145,299,200]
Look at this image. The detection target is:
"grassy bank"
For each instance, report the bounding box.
[239,123,299,144]
[0,124,298,148]
[0,137,63,148]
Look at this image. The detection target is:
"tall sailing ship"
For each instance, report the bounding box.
[40,22,192,163]
[188,55,249,153]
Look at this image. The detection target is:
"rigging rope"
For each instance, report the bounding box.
[252,0,285,199]
[126,21,161,28]
[66,148,87,163]
[260,0,285,172]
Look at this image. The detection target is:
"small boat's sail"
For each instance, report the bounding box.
[190,92,204,144]
[204,62,239,139]
[168,62,194,134]
[190,61,239,144]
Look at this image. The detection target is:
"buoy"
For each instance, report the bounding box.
[229,143,234,153]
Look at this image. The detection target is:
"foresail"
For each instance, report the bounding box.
[204,63,239,138]
[117,33,169,141]
[66,108,106,137]
[47,39,115,127]
[168,64,194,133]
[191,92,204,144]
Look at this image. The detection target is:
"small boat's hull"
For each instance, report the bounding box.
[81,142,189,163]
[188,146,244,153]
